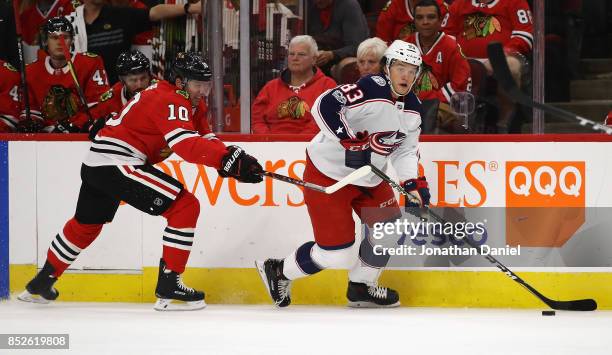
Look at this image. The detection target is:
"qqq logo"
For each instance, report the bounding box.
[505,161,585,247]
[506,162,585,207]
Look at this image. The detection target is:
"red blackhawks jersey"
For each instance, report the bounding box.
[0,61,21,132]
[22,52,110,131]
[444,0,534,59]
[80,80,211,134]
[405,32,471,103]
[20,0,80,45]
[376,0,448,44]
[85,80,226,167]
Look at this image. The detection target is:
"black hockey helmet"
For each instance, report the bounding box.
[169,52,212,83]
[116,50,151,76]
[41,16,74,38]
[40,16,74,51]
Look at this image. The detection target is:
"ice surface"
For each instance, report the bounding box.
[1,300,610,355]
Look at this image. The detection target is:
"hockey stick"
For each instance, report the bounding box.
[261,165,371,194]
[58,35,94,125]
[487,42,612,135]
[12,0,31,122]
[368,163,597,311]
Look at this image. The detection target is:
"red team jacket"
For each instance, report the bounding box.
[0,61,21,132]
[82,80,211,135]
[251,67,336,134]
[19,0,80,45]
[405,32,471,103]
[376,0,448,44]
[444,0,534,59]
[22,52,110,131]
[87,80,226,167]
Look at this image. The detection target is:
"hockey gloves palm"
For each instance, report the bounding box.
[403,177,431,216]
[340,131,371,169]
[218,145,264,183]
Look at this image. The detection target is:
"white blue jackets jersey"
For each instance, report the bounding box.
[307,74,424,187]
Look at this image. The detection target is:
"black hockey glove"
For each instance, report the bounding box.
[16,118,43,133]
[87,116,108,141]
[340,131,371,169]
[52,119,80,134]
[403,177,431,216]
[218,145,264,183]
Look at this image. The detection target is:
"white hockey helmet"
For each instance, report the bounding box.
[384,40,422,67]
[383,40,422,97]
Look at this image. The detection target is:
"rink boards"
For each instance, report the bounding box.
[2,134,612,308]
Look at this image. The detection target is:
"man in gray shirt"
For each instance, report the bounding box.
[307,0,369,74]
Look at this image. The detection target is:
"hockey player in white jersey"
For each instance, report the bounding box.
[256,40,431,308]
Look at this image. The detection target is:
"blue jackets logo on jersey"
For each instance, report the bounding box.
[370,130,406,156]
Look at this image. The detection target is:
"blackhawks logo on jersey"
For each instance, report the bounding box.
[277,96,310,120]
[41,85,79,121]
[176,89,190,100]
[463,13,501,39]
[414,63,439,95]
[3,62,17,72]
[100,89,113,102]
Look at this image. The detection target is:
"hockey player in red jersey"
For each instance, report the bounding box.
[0,60,21,132]
[256,40,431,308]
[84,49,211,161]
[376,0,448,44]
[75,49,153,129]
[18,16,110,133]
[18,52,264,311]
[405,0,471,132]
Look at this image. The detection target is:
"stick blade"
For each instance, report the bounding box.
[325,165,372,194]
[548,298,597,312]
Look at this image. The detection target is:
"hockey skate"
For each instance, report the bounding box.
[154,259,206,311]
[255,259,292,307]
[17,261,59,304]
[346,281,400,308]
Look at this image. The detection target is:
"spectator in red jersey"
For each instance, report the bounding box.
[251,35,337,134]
[605,111,612,127]
[405,0,471,133]
[18,17,110,133]
[17,0,80,63]
[356,37,387,77]
[444,0,533,132]
[0,60,21,132]
[375,0,448,44]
